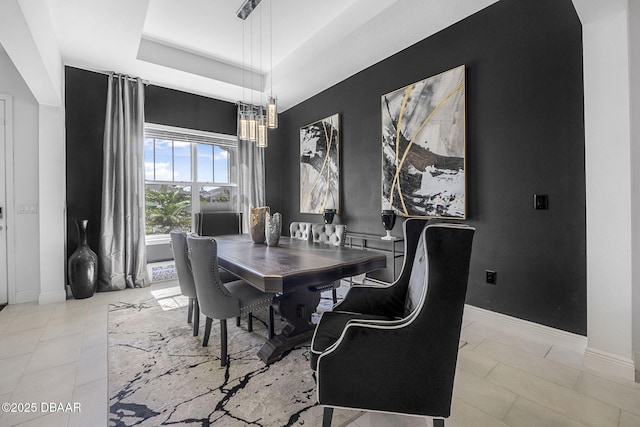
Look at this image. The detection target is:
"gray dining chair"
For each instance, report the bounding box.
[170,229,245,337]
[169,230,200,336]
[194,212,243,284]
[187,235,276,366]
[310,223,347,303]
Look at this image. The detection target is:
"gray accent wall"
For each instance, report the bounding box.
[264,0,587,335]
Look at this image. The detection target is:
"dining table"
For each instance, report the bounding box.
[213,234,387,364]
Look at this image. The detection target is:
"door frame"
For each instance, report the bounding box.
[1,94,16,304]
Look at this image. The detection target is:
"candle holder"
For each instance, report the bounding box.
[323,208,336,224]
[381,209,397,240]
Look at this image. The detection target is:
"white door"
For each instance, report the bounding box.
[0,98,7,304]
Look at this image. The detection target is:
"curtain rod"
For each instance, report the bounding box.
[88,68,150,85]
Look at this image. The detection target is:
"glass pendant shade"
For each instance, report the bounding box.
[267,96,278,129]
[257,116,268,148]
[248,114,257,142]
[240,112,249,140]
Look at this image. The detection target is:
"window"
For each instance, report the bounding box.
[144,124,237,237]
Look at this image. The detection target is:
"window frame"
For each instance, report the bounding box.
[144,123,238,243]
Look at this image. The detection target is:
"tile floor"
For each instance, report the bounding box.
[0,281,639,427]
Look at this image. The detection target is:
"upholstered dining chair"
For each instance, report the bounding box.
[311,223,475,427]
[170,230,200,337]
[310,223,347,303]
[194,212,243,284]
[289,221,313,242]
[187,235,276,366]
[309,217,427,367]
[170,229,245,337]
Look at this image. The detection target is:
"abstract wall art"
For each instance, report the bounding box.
[381,65,466,218]
[300,113,340,214]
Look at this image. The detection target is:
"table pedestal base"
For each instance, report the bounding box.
[258,287,321,364]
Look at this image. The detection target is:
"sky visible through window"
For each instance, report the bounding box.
[144,138,229,183]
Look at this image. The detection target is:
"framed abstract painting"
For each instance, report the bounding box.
[381,65,466,219]
[300,113,340,214]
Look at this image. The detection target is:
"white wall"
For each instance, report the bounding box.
[0,50,42,303]
[575,0,637,379]
[0,0,66,305]
[629,0,640,368]
[38,104,66,305]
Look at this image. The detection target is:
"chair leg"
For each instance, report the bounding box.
[193,299,200,337]
[203,317,212,347]
[187,298,193,324]
[220,319,228,367]
[268,305,275,339]
[322,407,334,427]
[248,312,253,332]
[433,418,445,427]
[331,287,338,304]
[236,316,241,327]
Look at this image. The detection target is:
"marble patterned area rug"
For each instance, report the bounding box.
[107,286,358,427]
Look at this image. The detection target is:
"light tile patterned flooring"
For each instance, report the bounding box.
[0,281,638,427]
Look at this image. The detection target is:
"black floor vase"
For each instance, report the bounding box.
[68,219,98,299]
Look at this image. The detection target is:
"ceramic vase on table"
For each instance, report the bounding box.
[381,209,397,240]
[67,219,98,299]
[250,206,270,244]
[265,212,282,247]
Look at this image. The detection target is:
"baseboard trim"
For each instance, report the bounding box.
[14,290,40,304]
[38,289,66,305]
[463,304,587,353]
[584,347,636,381]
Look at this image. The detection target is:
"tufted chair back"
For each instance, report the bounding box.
[290,222,313,241]
[187,235,241,320]
[312,223,346,247]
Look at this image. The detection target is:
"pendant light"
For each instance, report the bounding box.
[237,0,276,146]
[248,109,257,142]
[257,112,268,147]
[266,0,278,128]
[239,16,249,141]
[239,106,249,140]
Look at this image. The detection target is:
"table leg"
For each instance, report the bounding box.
[258,286,320,364]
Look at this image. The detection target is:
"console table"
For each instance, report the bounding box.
[345,232,404,281]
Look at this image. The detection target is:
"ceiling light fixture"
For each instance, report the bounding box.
[237,0,277,148]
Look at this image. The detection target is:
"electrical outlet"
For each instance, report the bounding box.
[486,270,496,285]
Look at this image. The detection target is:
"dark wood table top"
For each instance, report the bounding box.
[214,235,387,293]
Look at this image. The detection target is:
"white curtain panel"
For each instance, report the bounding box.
[98,74,150,291]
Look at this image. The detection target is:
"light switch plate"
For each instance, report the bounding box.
[534,194,548,210]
